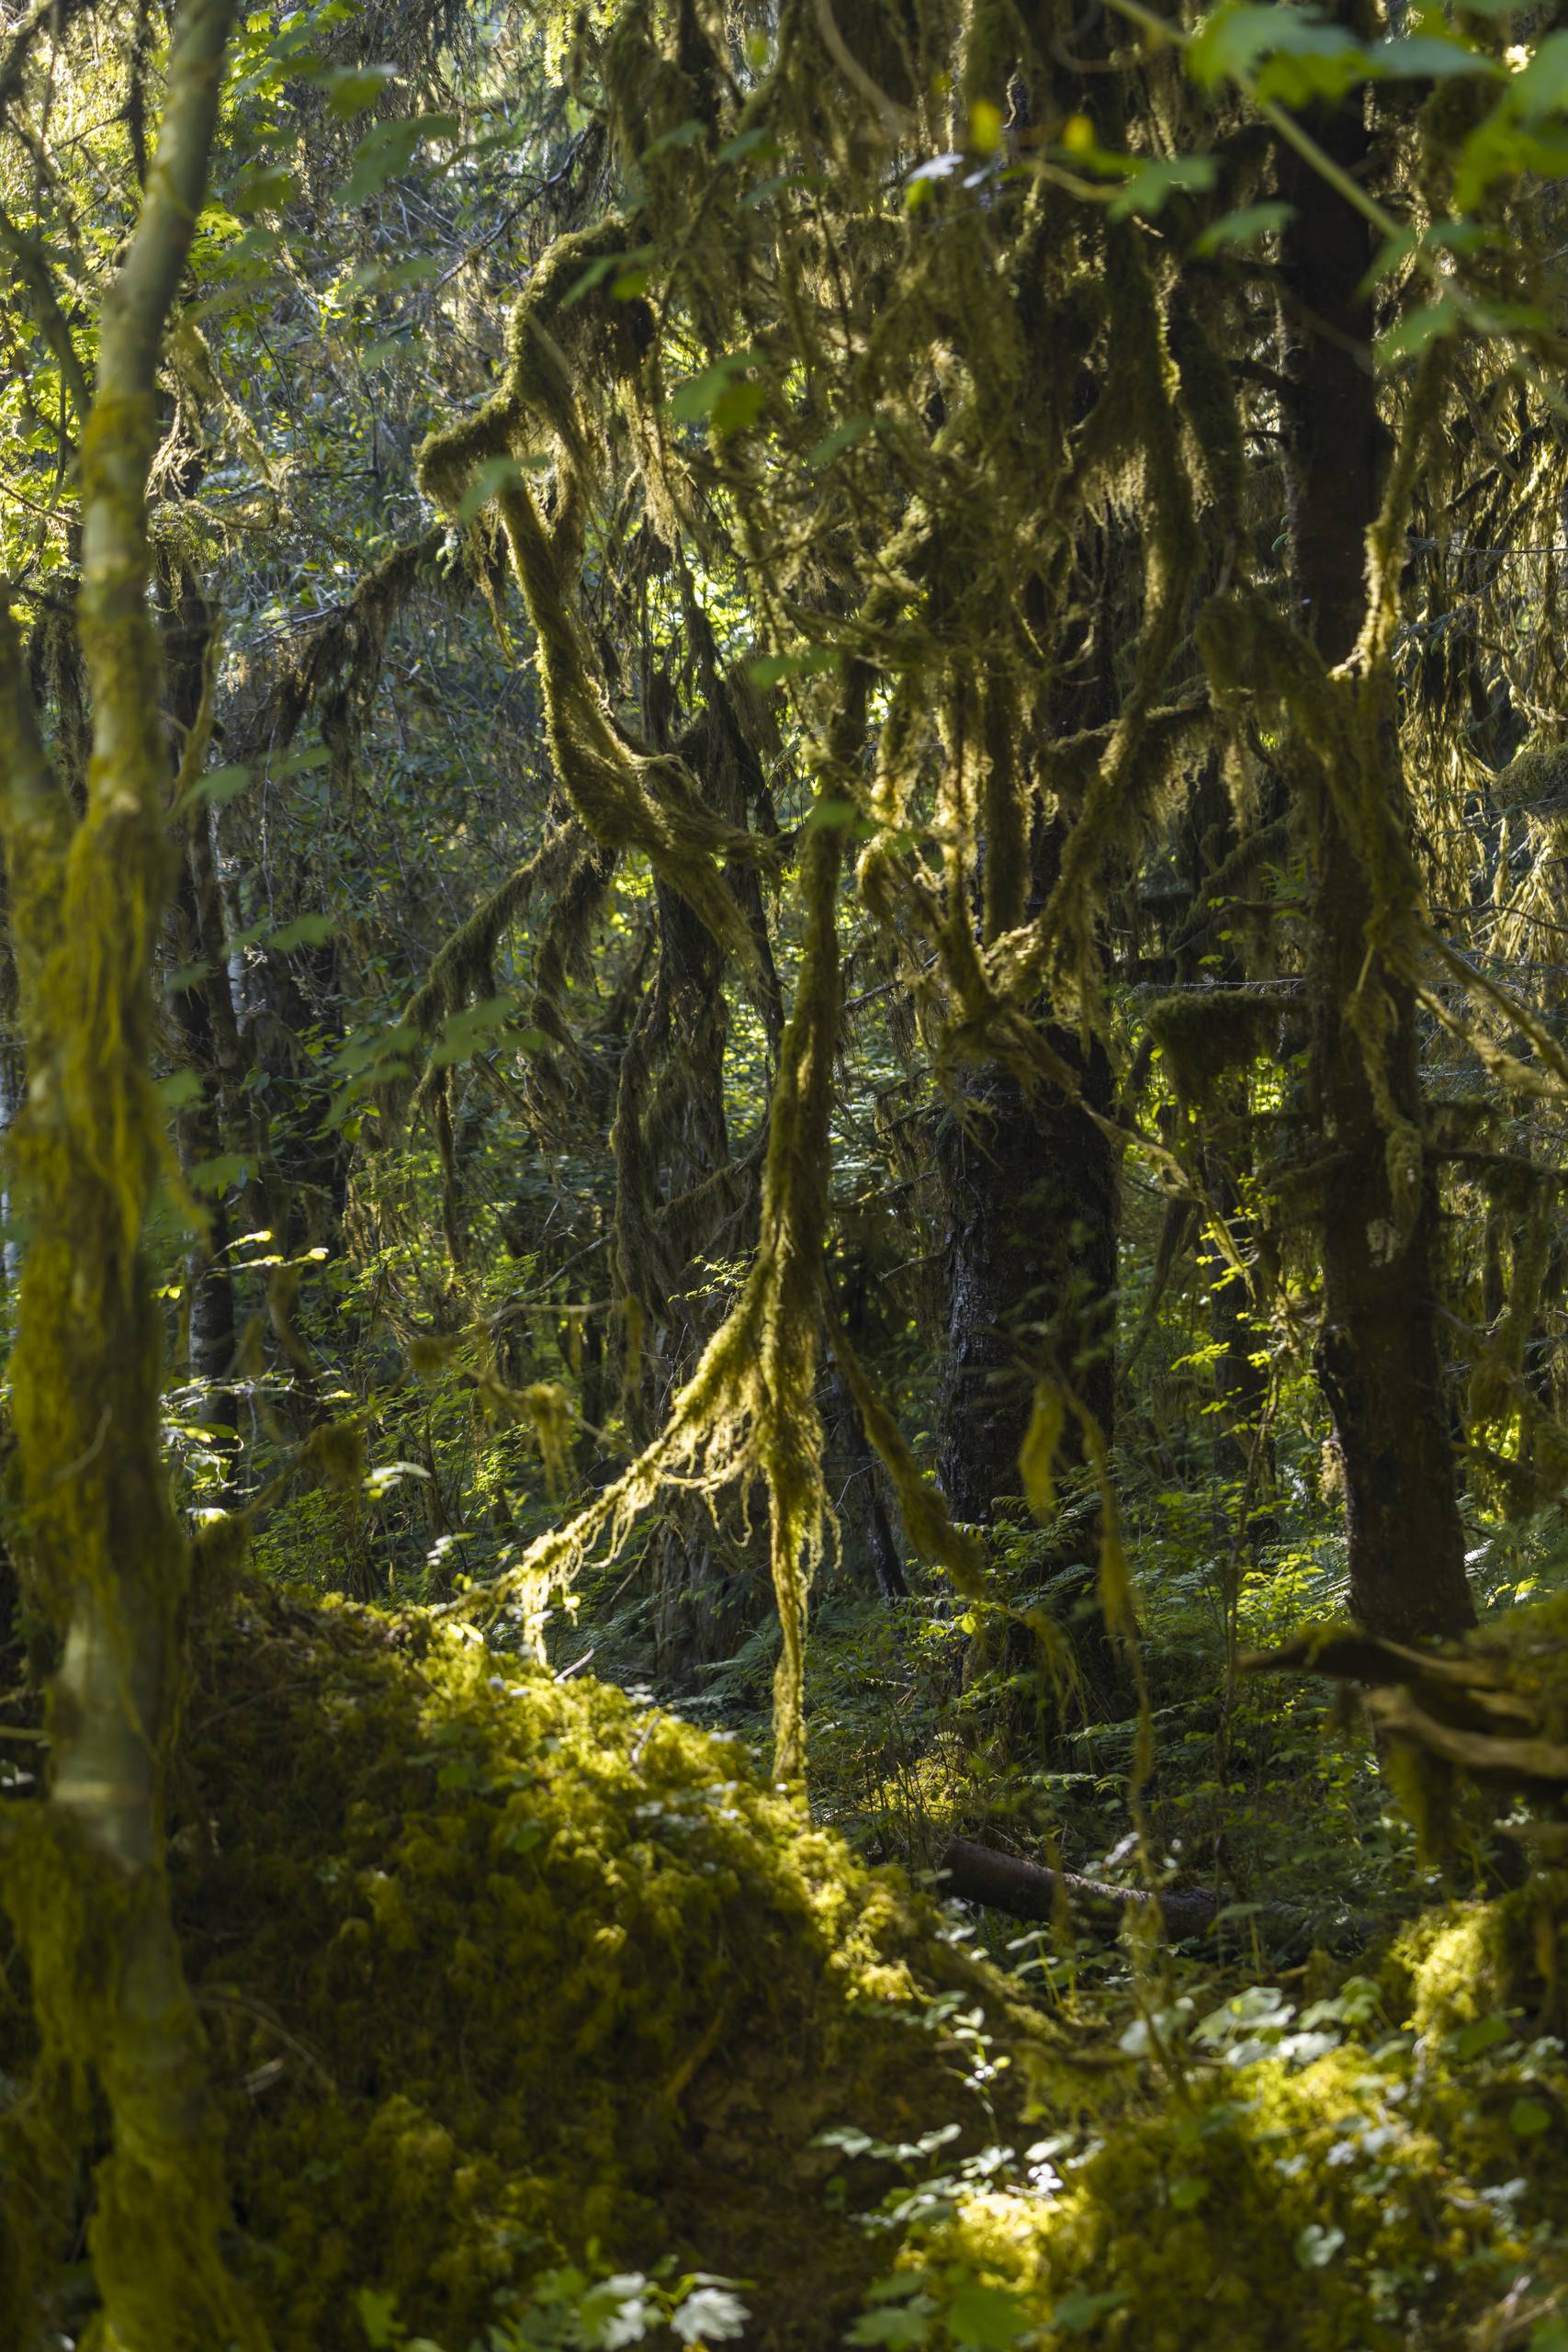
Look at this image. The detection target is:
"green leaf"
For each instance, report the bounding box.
[1373,300,1460,367]
[563,247,658,308]
[228,165,299,215]
[802,796,860,831]
[274,743,333,778]
[717,126,776,164]
[337,114,458,207]
[1510,29,1568,119]
[354,2286,401,2347]
[1195,200,1293,254]
[1362,223,1421,288]
[269,913,335,952]
[1188,2,1358,95]
[1254,44,1368,106]
[1367,33,1496,80]
[1106,154,1218,220]
[175,762,253,817]
[742,172,797,209]
[155,1069,204,1110]
[846,2304,936,2351]
[946,2280,1032,2350]
[668,350,764,432]
[1051,2290,1130,2335]
[642,119,707,158]
[1509,2097,1552,2136]
[807,416,875,468]
[187,1153,253,1194]
[318,62,400,117]
[430,995,516,1067]
[710,378,766,433]
[1455,113,1568,210]
[456,454,549,521]
[746,647,836,686]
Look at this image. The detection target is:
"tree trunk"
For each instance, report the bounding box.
[0,5,268,2342]
[935,1032,1123,1718]
[1280,86,1474,1641]
[935,1040,1117,1524]
[628,877,772,1684]
[827,1253,908,1602]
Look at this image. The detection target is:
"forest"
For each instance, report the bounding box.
[9,0,1568,2342]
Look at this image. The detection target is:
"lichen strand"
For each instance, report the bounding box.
[152,1601,1072,2352]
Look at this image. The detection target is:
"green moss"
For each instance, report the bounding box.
[902,2033,1568,2349]
[153,1600,1076,2351]
[1393,1875,1568,2040]
[1495,741,1568,814]
[1142,987,1299,1105]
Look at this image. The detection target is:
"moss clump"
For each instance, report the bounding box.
[1495,741,1568,813]
[1392,1873,1568,2040]
[1464,1589,1568,1746]
[152,1598,1072,2351]
[896,2031,1568,2349]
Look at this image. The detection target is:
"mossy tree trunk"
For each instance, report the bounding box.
[934,1040,1118,1533]
[0,2,269,2343]
[1280,82,1474,1642]
[624,711,773,1683]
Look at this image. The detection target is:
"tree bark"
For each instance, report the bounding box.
[0,4,269,2342]
[625,708,773,1684]
[935,1039,1117,1526]
[1280,84,1473,1641]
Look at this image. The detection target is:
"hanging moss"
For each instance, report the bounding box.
[1142,984,1302,1106]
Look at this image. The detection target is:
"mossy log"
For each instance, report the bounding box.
[939,1837,1378,1951]
[940,1836,1222,1940]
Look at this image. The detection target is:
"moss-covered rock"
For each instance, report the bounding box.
[161,1598,1079,2351]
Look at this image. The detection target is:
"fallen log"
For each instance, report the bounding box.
[938,1837,1383,1954]
[938,1837,1220,1941]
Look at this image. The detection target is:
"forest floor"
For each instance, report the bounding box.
[141,1526,1568,2352]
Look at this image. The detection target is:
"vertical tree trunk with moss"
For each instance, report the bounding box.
[1281,105,1473,1642]
[935,1040,1118,1529]
[0,2,268,2342]
[624,705,774,1682]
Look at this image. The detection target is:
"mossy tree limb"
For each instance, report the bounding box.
[0,0,270,2342]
